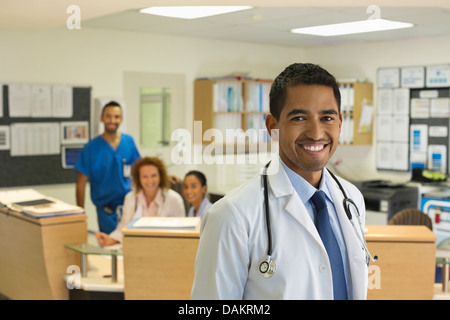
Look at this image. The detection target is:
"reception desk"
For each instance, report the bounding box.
[122,227,199,300]
[0,207,87,300]
[366,225,436,300]
[120,224,435,300]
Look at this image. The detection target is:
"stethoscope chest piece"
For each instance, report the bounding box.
[259,256,276,279]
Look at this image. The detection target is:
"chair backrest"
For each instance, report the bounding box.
[388,208,432,230]
[170,179,189,216]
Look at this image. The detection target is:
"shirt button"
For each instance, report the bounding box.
[319,264,328,272]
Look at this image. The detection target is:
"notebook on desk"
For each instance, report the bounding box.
[12,198,55,207]
[0,188,84,218]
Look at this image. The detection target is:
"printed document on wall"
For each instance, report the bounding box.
[410,124,428,153]
[428,145,447,173]
[392,116,409,143]
[377,142,393,170]
[411,98,430,118]
[376,115,393,141]
[392,142,409,171]
[377,89,394,114]
[31,84,52,117]
[8,84,31,117]
[52,85,73,117]
[393,88,410,115]
[10,122,60,156]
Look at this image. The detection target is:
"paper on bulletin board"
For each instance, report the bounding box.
[376,142,393,170]
[52,85,73,118]
[376,115,392,141]
[377,68,400,88]
[428,145,447,173]
[430,98,450,118]
[31,84,52,117]
[392,142,409,171]
[10,122,60,156]
[8,83,31,117]
[429,126,448,138]
[393,88,410,115]
[410,152,427,169]
[410,98,430,118]
[426,65,450,88]
[392,116,409,142]
[377,88,394,114]
[357,104,373,134]
[401,66,425,88]
[410,124,428,153]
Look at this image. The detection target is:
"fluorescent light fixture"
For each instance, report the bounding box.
[291,19,414,37]
[139,6,252,19]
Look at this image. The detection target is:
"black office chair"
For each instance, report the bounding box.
[170,178,189,216]
[388,208,432,230]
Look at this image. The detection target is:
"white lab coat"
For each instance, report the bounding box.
[191,156,368,300]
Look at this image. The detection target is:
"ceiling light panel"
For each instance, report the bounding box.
[291,19,414,37]
[140,6,252,19]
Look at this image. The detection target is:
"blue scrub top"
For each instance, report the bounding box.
[75,133,140,233]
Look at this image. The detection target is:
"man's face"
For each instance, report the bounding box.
[101,106,122,134]
[267,84,342,185]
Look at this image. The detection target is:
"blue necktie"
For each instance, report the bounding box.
[311,190,348,300]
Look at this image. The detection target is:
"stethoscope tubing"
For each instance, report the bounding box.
[261,161,377,276]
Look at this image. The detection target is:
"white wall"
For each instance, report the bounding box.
[2,25,450,229]
[0,26,304,230]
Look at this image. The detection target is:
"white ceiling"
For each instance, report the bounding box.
[2,1,450,47]
[82,6,450,47]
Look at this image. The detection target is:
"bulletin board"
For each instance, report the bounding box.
[409,87,450,174]
[376,65,450,174]
[0,85,91,187]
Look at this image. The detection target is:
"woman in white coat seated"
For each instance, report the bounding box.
[96,156,185,246]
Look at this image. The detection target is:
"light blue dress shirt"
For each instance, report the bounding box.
[187,197,212,219]
[279,158,351,297]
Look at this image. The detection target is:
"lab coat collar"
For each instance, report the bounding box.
[266,157,326,253]
[266,159,367,299]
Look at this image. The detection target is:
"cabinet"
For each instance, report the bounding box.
[193,78,272,146]
[339,82,374,145]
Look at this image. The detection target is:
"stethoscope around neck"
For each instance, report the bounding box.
[259,161,377,279]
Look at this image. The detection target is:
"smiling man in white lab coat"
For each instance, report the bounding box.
[191,63,368,300]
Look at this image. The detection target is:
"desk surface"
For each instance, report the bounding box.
[366,225,436,242]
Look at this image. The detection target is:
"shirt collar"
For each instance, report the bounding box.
[138,188,164,207]
[279,156,333,203]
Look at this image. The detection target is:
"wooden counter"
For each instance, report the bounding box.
[122,225,436,300]
[0,208,87,300]
[366,225,436,300]
[122,227,199,300]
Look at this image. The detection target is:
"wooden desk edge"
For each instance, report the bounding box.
[0,207,86,226]
[122,226,200,238]
[365,225,436,243]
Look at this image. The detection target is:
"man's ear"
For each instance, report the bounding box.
[265,114,279,139]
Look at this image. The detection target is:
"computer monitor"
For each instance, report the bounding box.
[61,145,83,169]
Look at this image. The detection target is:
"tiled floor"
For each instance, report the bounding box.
[434,283,450,300]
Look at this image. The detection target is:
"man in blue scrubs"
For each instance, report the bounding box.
[75,101,140,234]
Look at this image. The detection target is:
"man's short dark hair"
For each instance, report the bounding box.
[101,101,121,115]
[269,63,341,121]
